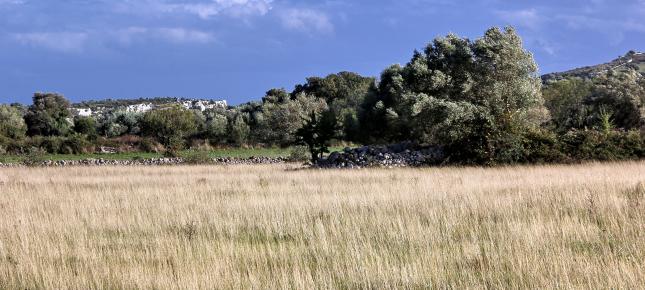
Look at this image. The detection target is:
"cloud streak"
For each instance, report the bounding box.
[12,27,215,52]
[13,32,89,53]
[279,8,334,34]
[114,0,273,19]
[0,0,25,5]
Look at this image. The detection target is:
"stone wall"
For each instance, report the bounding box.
[316,143,444,169]
[0,157,288,167]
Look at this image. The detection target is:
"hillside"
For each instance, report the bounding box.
[70,97,228,117]
[542,50,645,82]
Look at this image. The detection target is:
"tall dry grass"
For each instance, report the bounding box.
[0,162,644,289]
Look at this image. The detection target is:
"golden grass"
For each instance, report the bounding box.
[0,162,644,289]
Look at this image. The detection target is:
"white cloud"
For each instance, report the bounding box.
[112,27,149,45]
[279,8,333,34]
[117,0,273,20]
[13,27,215,52]
[113,27,215,44]
[156,28,214,43]
[13,32,89,53]
[495,9,541,30]
[0,0,25,5]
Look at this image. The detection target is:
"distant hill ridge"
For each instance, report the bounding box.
[542,50,645,82]
[70,97,228,117]
[73,97,226,109]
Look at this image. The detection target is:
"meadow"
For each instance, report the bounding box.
[0,162,644,288]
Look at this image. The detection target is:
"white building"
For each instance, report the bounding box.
[73,108,93,117]
[126,103,154,113]
[181,99,228,111]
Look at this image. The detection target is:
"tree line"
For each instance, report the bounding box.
[1,27,644,164]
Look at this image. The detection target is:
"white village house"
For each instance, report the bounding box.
[71,98,227,117]
[181,99,228,111]
[72,108,93,117]
[126,103,154,113]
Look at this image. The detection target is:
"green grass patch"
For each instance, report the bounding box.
[0,146,348,164]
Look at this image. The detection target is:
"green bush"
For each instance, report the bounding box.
[180,150,213,164]
[520,129,567,164]
[561,129,644,161]
[60,134,92,154]
[40,136,63,154]
[23,148,47,166]
[141,107,198,151]
[139,138,163,153]
[288,146,311,162]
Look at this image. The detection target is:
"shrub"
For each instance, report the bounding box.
[40,136,63,154]
[561,129,644,161]
[60,134,92,154]
[23,148,47,166]
[181,150,213,164]
[139,138,164,153]
[288,146,311,162]
[73,116,98,139]
[0,105,27,139]
[4,137,34,154]
[520,129,567,164]
[163,149,181,158]
[141,107,198,151]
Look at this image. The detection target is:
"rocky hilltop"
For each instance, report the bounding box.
[542,50,645,82]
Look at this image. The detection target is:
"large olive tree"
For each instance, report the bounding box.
[24,92,72,136]
[362,27,547,164]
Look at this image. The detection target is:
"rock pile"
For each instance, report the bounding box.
[0,157,288,167]
[316,143,444,169]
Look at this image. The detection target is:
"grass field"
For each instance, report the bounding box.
[0,147,346,163]
[0,162,644,288]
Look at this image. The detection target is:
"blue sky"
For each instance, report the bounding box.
[1,0,644,104]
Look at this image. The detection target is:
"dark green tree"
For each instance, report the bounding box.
[293,72,375,141]
[295,110,339,164]
[73,116,98,139]
[24,93,72,136]
[262,88,291,104]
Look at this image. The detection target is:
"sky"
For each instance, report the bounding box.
[1,0,644,105]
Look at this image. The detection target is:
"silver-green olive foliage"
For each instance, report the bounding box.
[259,92,328,146]
[140,106,199,150]
[0,105,27,139]
[367,27,546,163]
